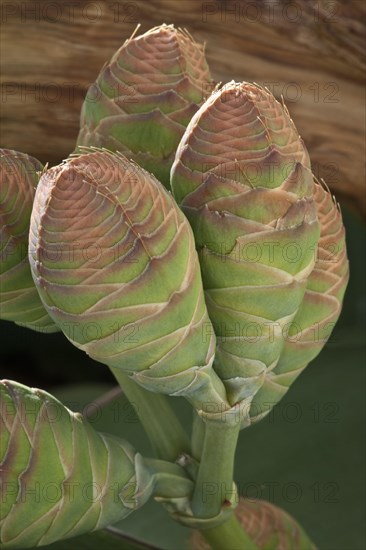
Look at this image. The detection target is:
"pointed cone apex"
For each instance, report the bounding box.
[76,24,213,189]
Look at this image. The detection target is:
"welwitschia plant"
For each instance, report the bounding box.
[0,24,349,550]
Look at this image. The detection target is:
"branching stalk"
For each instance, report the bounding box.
[191,419,241,518]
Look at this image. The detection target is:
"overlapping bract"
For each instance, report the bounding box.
[251,180,349,420]
[171,81,348,422]
[29,150,223,410]
[0,380,153,548]
[0,149,57,332]
[77,24,212,188]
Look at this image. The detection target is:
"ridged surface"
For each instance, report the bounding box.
[0,379,151,548]
[77,24,212,189]
[0,149,57,332]
[171,82,348,422]
[29,150,222,409]
[251,180,349,420]
[190,498,317,550]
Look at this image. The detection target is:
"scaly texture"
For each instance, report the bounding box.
[251,180,349,421]
[29,150,228,414]
[171,82,348,423]
[76,24,212,189]
[190,498,317,550]
[0,149,57,332]
[0,379,154,548]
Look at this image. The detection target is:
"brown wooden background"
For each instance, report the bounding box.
[1,0,365,216]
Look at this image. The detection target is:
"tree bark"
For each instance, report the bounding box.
[1,0,365,216]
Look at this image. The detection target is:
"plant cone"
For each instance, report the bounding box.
[29,150,229,415]
[0,149,57,332]
[171,82,349,423]
[77,24,212,189]
[0,379,155,548]
[250,178,349,421]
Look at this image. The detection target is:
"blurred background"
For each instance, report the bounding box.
[1,2,365,549]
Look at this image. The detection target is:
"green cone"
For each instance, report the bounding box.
[76,24,212,189]
[0,149,57,332]
[171,82,349,423]
[250,179,349,421]
[0,379,154,548]
[29,150,229,414]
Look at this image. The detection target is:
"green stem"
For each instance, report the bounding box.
[201,514,259,550]
[191,411,206,460]
[191,419,241,518]
[110,369,190,462]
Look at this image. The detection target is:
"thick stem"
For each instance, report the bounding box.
[191,419,241,518]
[110,369,190,462]
[201,514,259,550]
